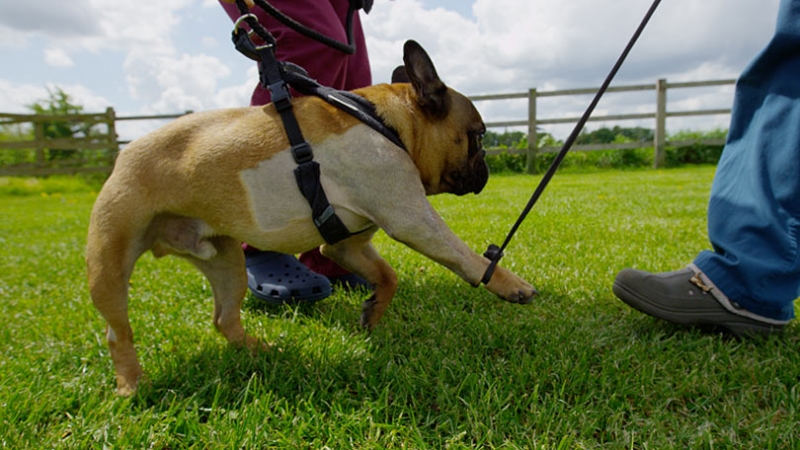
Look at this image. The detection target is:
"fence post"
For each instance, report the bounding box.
[33,118,46,167]
[653,78,667,168]
[526,88,538,174]
[106,107,120,167]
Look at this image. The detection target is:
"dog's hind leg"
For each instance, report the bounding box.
[86,215,149,395]
[180,235,261,351]
[321,232,398,330]
[146,215,259,351]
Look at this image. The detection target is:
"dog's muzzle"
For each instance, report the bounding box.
[450,149,489,196]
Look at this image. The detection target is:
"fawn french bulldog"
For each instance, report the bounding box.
[87,40,536,394]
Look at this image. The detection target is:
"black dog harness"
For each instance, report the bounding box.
[231,5,405,245]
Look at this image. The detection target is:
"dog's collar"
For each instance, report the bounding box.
[282,65,406,151]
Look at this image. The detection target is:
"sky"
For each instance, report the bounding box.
[0,0,782,141]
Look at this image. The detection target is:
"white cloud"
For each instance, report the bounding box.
[124,51,234,113]
[360,0,780,137]
[364,0,486,90]
[0,26,27,49]
[0,81,48,113]
[212,65,260,108]
[55,84,114,112]
[201,36,219,49]
[44,48,75,67]
[0,0,100,37]
[0,80,111,114]
[0,0,784,141]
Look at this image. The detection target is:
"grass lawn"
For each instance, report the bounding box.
[1,167,798,449]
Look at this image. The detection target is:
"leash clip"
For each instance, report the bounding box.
[233,14,258,34]
[481,244,503,285]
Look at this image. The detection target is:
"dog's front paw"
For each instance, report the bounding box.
[505,287,537,304]
[116,372,147,397]
[247,338,274,355]
[486,267,538,304]
[360,293,393,331]
[360,294,379,330]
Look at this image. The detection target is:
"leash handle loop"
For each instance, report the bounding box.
[480,0,663,285]
[244,0,367,55]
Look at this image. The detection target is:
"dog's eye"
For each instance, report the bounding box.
[468,130,484,156]
[473,131,485,147]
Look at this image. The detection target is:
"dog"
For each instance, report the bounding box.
[86,40,537,395]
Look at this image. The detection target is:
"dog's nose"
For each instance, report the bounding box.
[470,159,489,194]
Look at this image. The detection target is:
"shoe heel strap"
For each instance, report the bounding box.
[687,263,789,326]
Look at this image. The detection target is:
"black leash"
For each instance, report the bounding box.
[481,0,663,285]
[247,0,372,55]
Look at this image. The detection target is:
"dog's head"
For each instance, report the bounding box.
[388,40,489,196]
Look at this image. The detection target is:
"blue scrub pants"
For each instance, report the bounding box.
[694,0,800,321]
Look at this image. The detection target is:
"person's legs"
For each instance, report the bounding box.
[614,0,800,334]
[220,0,370,302]
[693,0,800,322]
[244,248,331,305]
[613,265,789,336]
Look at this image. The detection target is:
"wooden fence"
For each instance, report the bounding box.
[0,78,735,176]
[0,109,189,176]
[472,78,735,172]
[1,108,117,176]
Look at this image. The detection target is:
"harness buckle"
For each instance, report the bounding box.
[314,205,352,244]
[267,80,292,112]
[314,205,336,228]
[291,142,313,164]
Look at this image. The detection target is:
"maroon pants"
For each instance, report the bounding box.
[221,0,372,277]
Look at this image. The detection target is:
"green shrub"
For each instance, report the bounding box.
[0,175,102,196]
[486,150,527,173]
[485,128,727,173]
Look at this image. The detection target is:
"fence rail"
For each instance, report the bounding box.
[0,109,190,176]
[0,78,735,176]
[473,78,736,172]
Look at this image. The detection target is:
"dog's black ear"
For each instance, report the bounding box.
[402,40,449,119]
[391,65,410,83]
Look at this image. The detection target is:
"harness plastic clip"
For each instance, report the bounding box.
[314,205,336,228]
[267,80,292,112]
[291,142,313,164]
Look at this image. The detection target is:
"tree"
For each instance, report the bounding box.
[483,129,561,150]
[27,86,94,161]
[576,126,653,145]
